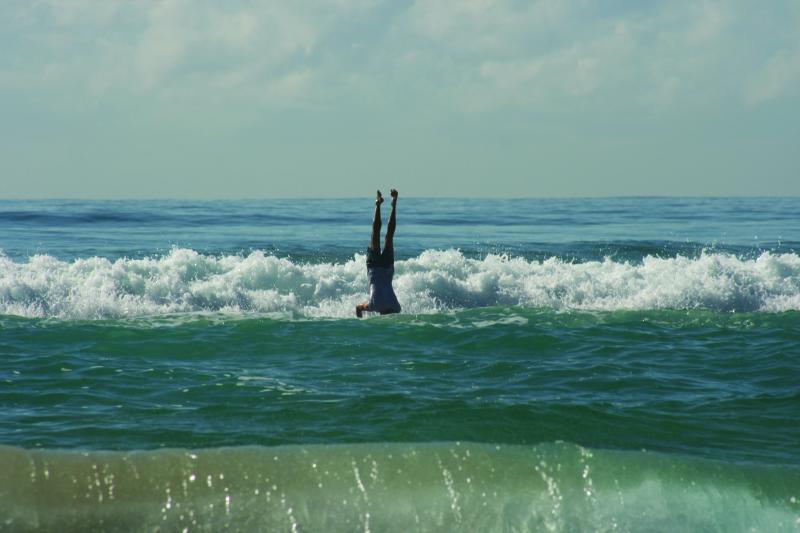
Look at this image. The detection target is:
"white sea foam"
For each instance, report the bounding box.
[0,249,798,319]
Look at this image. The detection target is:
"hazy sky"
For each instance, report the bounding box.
[1,0,798,198]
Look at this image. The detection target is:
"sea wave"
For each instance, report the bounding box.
[1,249,799,319]
[1,442,797,532]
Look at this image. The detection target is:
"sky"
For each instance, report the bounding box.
[1,0,798,198]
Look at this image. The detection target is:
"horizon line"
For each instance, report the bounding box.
[2,194,799,202]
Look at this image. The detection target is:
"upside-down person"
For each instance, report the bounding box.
[356,189,401,317]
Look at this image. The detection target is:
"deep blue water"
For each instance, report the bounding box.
[1,197,796,262]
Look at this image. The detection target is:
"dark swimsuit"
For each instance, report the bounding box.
[366,246,401,313]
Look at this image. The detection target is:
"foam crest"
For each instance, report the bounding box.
[1,249,798,319]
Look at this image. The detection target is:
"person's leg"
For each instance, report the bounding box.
[370,190,383,251]
[360,191,384,318]
[383,189,398,251]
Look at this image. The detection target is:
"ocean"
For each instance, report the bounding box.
[0,197,798,532]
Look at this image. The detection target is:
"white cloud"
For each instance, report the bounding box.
[136,0,192,90]
[262,68,315,104]
[744,48,800,105]
[4,0,370,99]
[33,0,125,26]
[388,6,637,112]
[133,1,323,91]
[2,0,798,115]
[403,0,570,53]
[377,0,800,112]
[682,1,729,45]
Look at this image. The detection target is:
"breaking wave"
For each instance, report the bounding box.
[1,249,799,319]
[1,442,798,532]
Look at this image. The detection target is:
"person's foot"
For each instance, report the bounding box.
[390,188,398,207]
[356,305,363,318]
[376,190,384,206]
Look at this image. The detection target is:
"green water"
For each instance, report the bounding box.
[2,309,798,465]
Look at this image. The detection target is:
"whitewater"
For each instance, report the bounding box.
[1,248,799,319]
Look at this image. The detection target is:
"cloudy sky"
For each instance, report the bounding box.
[1,0,798,198]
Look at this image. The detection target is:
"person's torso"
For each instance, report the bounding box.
[368,266,394,285]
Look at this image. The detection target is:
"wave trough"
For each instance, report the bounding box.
[1,249,799,319]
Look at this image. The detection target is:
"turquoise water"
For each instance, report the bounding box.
[1,198,799,531]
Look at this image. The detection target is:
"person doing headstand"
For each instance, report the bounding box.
[356,189,401,317]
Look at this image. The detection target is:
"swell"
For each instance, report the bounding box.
[1,248,799,319]
[1,442,797,532]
